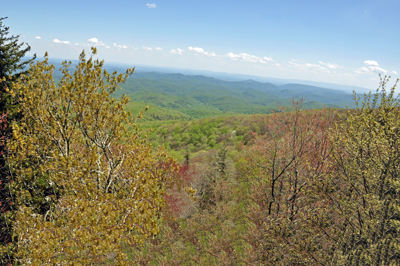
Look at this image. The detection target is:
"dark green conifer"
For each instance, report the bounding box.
[0,16,36,113]
[0,16,36,265]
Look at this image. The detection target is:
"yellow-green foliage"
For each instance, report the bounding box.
[6,48,177,264]
[331,76,400,265]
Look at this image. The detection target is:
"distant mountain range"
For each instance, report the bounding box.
[44,58,369,94]
[114,72,357,120]
[109,63,371,94]
[46,59,359,120]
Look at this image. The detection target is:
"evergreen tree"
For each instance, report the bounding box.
[0,16,36,265]
[0,16,36,113]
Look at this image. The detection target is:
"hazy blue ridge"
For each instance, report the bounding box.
[121,72,356,109]
[44,59,357,117]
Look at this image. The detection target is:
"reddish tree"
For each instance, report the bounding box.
[236,101,341,264]
[163,163,196,219]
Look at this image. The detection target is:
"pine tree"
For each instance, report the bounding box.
[0,16,36,113]
[0,16,36,265]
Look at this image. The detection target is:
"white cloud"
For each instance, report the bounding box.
[146,3,157,8]
[170,48,184,55]
[318,61,344,69]
[393,71,398,75]
[188,47,217,57]
[87,38,106,46]
[289,60,330,74]
[143,47,153,51]
[53,39,70,44]
[87,38,98,43]
[225,52,273,64]
[105,46,110,49]
[113,43,128,49]
[364,60,379,67]
[35,36,41,40]
[355,60,389,75]
[355,66,388,75]
[155,47,162,51]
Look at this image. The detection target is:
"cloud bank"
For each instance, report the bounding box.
[225,52,273,64]
[289,60,330,73]
[356,60,388,75]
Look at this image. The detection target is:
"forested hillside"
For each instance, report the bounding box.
[2,47,399,265]
[49,59,356,121]
[115,72,356,120]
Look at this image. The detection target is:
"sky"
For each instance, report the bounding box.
[1,0,399,89]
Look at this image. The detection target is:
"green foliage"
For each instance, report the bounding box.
[331,76,400,265]
[208,139,216,148]
[0,16,36,265]
[0,17,36,114]
[4,49,179,264]
[125,101,192,122]
[146,114,275,159]
[113,72,352,122]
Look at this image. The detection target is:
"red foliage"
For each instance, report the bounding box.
[163,163,196,219]
[237,101,341,264]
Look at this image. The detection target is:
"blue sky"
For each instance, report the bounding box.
[1,0,399,89]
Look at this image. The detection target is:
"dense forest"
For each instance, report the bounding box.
[1,21,400,265]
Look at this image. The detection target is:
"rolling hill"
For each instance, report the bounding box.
[115,72,356,121]
[47,59,357,121]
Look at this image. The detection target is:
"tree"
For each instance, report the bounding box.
[129,149,242,265]
[199,146,229,210]
[236,101,339,264]
[6,48,178,264]
[0,16,36,265]
[0,16,36,113]
[330,77,400,265]
[0,103,11,263]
